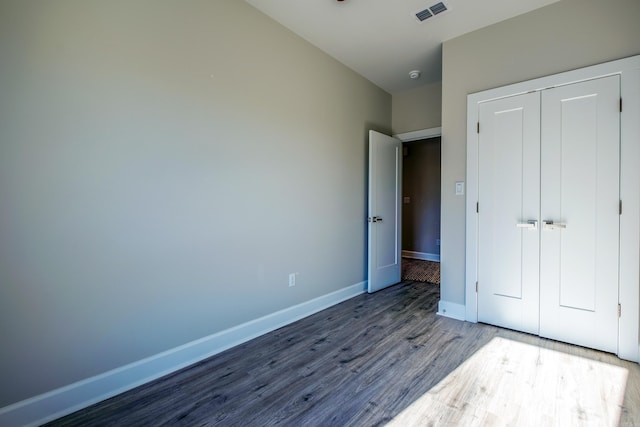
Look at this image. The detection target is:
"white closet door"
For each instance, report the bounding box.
[540,75,620,353]
[478,92,541,334]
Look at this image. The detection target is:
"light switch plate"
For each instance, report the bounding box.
[455,181,464,195]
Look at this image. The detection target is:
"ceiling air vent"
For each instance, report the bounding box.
[414,1,450,23]
[430,2,447,15]
[415,8,433,22]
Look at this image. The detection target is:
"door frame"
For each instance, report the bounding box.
[465,54,640,362]
[394,127,442,142]
[366,127,441,293]
[394,127,443,257]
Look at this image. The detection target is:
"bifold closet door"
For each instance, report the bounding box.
[477,92,540,335]
[539,75,620,354]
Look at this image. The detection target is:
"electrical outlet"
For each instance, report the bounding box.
[289,273,296,287]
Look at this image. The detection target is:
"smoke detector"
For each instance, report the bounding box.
[414,1,451,22]
[409,70,421,79]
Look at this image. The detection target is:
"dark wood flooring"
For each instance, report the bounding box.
[47,282,640,426]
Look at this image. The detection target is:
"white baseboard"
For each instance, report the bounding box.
[402,250,440,262]
[437,300,466,321]
[0,281,367,427]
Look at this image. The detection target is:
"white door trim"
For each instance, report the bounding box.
[466,54,640,362]
[394,126,442,142]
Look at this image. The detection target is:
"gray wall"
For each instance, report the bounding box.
[0,0,391,407]
[402,138,441,255]
[392,81,442,134]
[440,0,640,305]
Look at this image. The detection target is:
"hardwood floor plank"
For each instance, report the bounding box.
[47,282,640,426]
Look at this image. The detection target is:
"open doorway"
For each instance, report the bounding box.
[400,135,441,285]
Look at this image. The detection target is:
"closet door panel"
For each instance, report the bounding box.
[540,75,620,353]
[477,92,540,334]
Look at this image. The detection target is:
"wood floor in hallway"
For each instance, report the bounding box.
[48,282,640,426]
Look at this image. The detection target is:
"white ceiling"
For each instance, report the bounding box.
[246,0,561,94]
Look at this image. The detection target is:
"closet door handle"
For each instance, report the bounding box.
[516,220,538,230]
[543,220,566,230]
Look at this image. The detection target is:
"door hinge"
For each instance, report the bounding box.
[618,303,622,318]
[619,200,622,215]
[476,281,478,293]
[620,98,623,112]
[476,202,479,213]
[477,122,480,134]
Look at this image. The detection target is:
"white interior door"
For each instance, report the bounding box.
[539,76,620,353]
[368,130,402,293]
[477,92,541,334]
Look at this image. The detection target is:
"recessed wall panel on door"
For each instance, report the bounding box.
[477,92,540,335]
[539,76,620,353]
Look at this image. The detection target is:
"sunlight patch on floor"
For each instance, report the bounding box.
[386,337,628,426]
